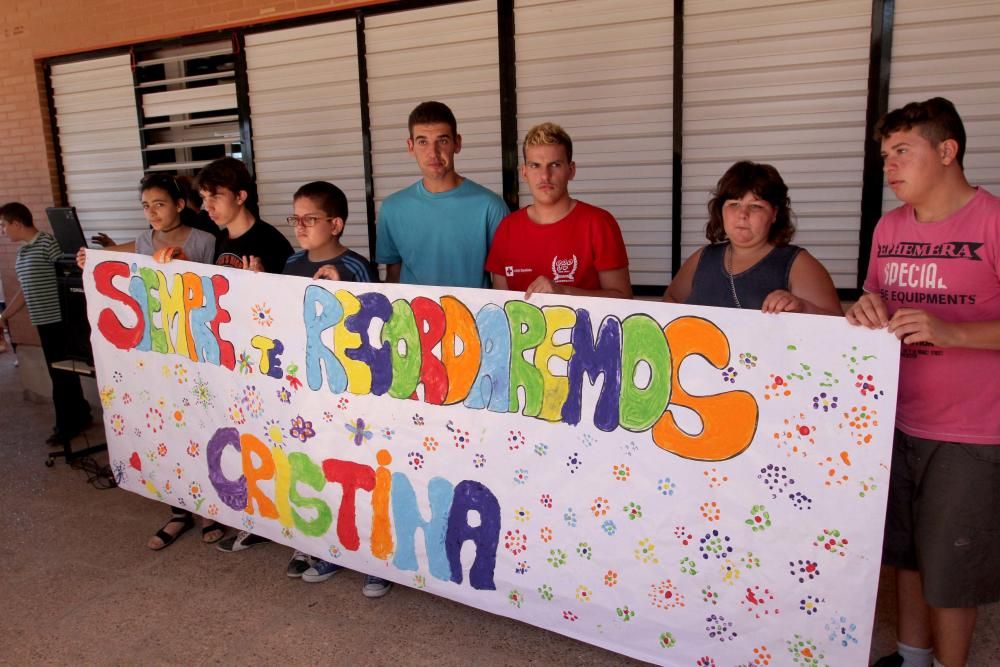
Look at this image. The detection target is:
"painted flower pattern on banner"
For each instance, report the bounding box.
[86,252,899,665]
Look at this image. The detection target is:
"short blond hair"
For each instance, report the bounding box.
[523,122,573,162]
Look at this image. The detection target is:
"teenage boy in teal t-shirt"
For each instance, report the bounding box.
[375,101,509,289]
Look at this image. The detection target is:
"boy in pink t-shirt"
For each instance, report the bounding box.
[848,98,1000,667]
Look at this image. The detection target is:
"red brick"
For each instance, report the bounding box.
[0,0,392,289]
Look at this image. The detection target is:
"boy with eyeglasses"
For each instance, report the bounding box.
[229,181,392,597]
[281,181,375,282]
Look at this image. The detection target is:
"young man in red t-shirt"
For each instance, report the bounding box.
[485,122,632,299]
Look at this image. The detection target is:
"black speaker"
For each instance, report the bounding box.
[53,259,94,365]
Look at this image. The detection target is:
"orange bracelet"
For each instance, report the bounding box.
[152,246,187,263]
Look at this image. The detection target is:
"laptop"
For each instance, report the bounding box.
[45,206,87,260]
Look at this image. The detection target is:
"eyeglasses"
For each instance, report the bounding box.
[286,215,334,227]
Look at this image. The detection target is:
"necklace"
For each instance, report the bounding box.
[157,220,183,234]
[724,244,742,309]
[153,222,184,245]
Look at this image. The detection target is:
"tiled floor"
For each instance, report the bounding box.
[1,350,997,666]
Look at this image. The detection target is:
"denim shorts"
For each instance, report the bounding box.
[882,429,1000,607]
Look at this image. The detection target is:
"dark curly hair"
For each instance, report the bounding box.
[0,201,33,227]
[875,97,966,168]
[293,181,348,222]
[705,161,794,246]
[194,157,259,216]
[408,101,457,139]
[139,172,188,204]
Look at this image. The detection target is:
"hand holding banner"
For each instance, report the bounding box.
[85,250,899,664]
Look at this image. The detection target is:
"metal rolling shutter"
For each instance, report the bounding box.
[884,0,1000,212]
[245,21,369,254]
[50,55,145,241]
[365,0,504,212]
[134,43,243,175]
[514,0,674,287]
[683,0,873,290]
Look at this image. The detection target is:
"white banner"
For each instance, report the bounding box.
[84,250,899,665]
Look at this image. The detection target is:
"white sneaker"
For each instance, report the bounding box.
[286,550,314,578]
[215,530,271,552]
[302,559,344,583]
[363,575,392,598]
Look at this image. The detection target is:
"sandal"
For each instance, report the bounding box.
[201,521,226,544]
[148,512,194,551]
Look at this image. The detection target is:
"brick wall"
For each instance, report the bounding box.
[0,0,384,345]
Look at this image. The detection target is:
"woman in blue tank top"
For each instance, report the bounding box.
[663,161,842,314]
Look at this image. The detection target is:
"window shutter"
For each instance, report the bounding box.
[683,0,873,289]
[50,55,145,241]
[884,0,1000,212]
[514,0,674,286]
[134,43,243,174]
[245,21,369,253]
[365,0,504,209]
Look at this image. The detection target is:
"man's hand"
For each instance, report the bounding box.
[888,308,962,347]
[76,247,87,270]
[313,265,341,281]
[846,293,889,328]
[761,289,804,313]
[524,276,564,299]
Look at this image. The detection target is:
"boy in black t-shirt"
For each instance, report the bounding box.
[195,157,292,272]
[192,158,289,554]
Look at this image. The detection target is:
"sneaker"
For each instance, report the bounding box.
[216,530,271,552]
[362,575,392,598]
[302,559,343,583]
[46,415,93,446]
[285,550,314,578]
[870,654,903,667]
[46,427,70,446]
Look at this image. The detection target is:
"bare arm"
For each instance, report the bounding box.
[385,263,401,284]
[491,274,509,291]
[763,250,842,315]
[662,248,703,304]
[0,290,25,330]
[109,240,137,253]
[90,234,136,252]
